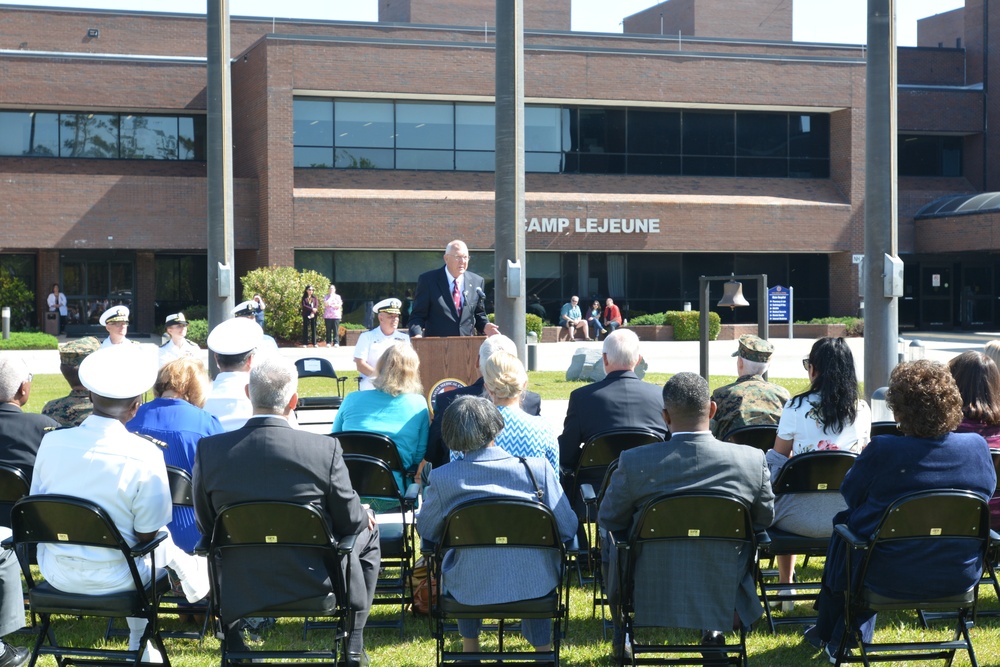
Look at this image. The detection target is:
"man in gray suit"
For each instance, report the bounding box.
[599,372,774,655]
[193,355,379,667]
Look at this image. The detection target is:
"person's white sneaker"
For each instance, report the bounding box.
[140,642,163,664]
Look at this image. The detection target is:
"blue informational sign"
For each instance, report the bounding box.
[768,285,791,322]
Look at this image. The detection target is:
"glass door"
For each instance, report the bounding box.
[919,265,952,329]
[960,265,994,328]
[60,256,135,326]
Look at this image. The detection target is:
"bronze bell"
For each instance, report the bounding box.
[718,279,750,309]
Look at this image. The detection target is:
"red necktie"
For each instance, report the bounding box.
[452,280,462,313]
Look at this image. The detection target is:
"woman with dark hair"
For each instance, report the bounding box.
[300,284,319,347]
[805,360,995,660]
[948,350,1000,528]
[769,337,871,594]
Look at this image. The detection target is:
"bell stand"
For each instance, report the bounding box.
[698,274,769,381]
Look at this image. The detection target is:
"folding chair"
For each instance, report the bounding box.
[566,429,663,584]
[0,463,29,529]
[757,450,857,632]
[425,498,569,667]
[330,431,416,489]
[8,494,172,667]
[723,424,778,452]
[294,357,348,431]
[205,501,356,667]
[869,421,903,437]
[610,492,758,667]
[830,489,992,666]
[579,460,620,638]
[305,455,418,639]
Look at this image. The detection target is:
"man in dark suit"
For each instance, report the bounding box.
[599,372,774,655]
[421,335,541,471]
[408,240,500,338]
[193,355,380,667]
[557,328,667,474]
[0,356,58,480]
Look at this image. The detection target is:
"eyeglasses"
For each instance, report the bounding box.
[802,358,811,371]
[447,254,470,262]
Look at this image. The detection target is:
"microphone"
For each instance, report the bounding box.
[475,286,486,300]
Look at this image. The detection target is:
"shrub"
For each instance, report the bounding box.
[0,332,59,350]
[241,267,331,343]
[0,273,35,332]
[629,312,666,326]
[525,313,543,339]
[664,310,721,341]
[186,319,209,348]
[795,316,864,337]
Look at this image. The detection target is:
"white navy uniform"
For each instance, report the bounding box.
[203,372,253,432]
[158,338,201,367]
[354,327,410,391]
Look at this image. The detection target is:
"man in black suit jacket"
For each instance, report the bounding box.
[193,355,379,667]
[557,328,667,473]
[0,356,58,479]
[408,240,501,338]
[421,335,542,470]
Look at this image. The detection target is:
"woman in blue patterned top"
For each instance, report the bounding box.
[473,350,559,475]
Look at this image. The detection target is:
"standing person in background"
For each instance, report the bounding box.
[158,313,200,368]
[323,284,343,348]
[586,300,607,341]
[252,294,266,329]
[603,298,623,333]
[47,284,68,334]
[354,298,410,391]
[300,285,319,347]
[99,306,136,348]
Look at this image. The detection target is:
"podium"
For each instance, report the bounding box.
[411,336,484,408]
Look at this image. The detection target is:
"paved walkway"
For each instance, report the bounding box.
[6,330,996,435]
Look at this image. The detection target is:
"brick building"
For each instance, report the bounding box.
[0,0,993,332]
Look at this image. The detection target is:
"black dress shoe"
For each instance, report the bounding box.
[700,631,727,666]
[345,650,370,667]
[0,645,29,667]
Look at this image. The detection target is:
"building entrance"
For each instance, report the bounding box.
[60,255,135,328]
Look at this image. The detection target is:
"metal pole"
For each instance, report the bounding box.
[863,0,899,400]
[1,307,9,340]
[757,275,768,381]
[789,286,794,340]
[699,277,709,381]
[207,0,235,378]
[495,0,526,363]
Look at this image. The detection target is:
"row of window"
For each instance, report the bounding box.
[293,98,832,178]
[0,111,206,160]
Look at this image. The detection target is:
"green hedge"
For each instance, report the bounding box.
[664,311,722,341]
[186,319,209,348]
[796,316,864,337]
[0,332,59,350]
[629,312,666,326]
[486,313,544,340]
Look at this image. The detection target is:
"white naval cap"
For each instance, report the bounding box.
[99,305,130,325]
[372,298,402,315]
[164,312,188,326]
[232,300,258,318]
[207,317,264,355]
[79,343,157,399]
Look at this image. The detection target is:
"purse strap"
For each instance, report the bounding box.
[518,457,544,502]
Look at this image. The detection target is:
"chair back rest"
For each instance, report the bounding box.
[630,492,754,545]
[166,465,194,508]
[210,501,336,550]
[331,431,405,472]
[440,498,562,553]
[0,464,30,504]
[295,357,338,380]
[991,449,1000,494]
[11,495,128,551]
[723,424,778,451]
[342,454,400,502]
[870,421,903,437]
[772,450,858,496]
[871,490,989,543]
[574,429,661,492]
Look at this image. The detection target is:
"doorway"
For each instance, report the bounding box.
[919,265,951,329]
[60,256,135,327]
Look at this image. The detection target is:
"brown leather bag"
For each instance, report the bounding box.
[409,557,437,616]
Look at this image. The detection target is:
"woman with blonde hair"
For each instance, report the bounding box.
[127,357,223,551]
[464,351,558,474]
[332,342,429,490]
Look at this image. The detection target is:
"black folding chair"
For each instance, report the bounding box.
[723,424,778,452]
[8,494,172,667]
[294,357,348,430]
[869,421,903,437]
[330,431,416,489]
[579,460,620,638]
[0,463,29,529]
[610,492,758,667]
[425,498,569,667]
[831,489,992,666]
[758,450,857,632]
[305,455,418,639]
[205,501,356,667]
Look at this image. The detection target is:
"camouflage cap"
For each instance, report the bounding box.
[58,336,101,368]
[733,334,774,363]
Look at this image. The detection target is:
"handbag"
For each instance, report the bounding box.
[409,556,437,616]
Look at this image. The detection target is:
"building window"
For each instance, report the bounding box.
[898,135,963,177]
[293,98,830,179]
[0,110,205,160]
[155,254,208,324]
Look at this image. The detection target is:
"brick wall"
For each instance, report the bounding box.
[918,8,965,48]
[624,0,792,42]
[379,0,571,31]
[898,47,966,86]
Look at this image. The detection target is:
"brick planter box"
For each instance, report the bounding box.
[628,325,675,341]
[718,323,849,340]
[342,328,365,346]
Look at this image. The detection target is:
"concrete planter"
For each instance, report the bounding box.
[628,325,675,341]
[718,323,849,340]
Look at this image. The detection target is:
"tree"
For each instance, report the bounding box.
[241,266,330,343]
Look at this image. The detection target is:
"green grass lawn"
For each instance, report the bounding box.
[13,558,999,667]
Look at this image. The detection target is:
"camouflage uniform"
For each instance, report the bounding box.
[710,375,790,440]
[42,388,93,427]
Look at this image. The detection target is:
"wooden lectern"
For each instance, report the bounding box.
[411,336,484,407]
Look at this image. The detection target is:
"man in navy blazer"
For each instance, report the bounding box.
[557,328,667,474]
[421,335,541,470]
[409,240,500,338]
